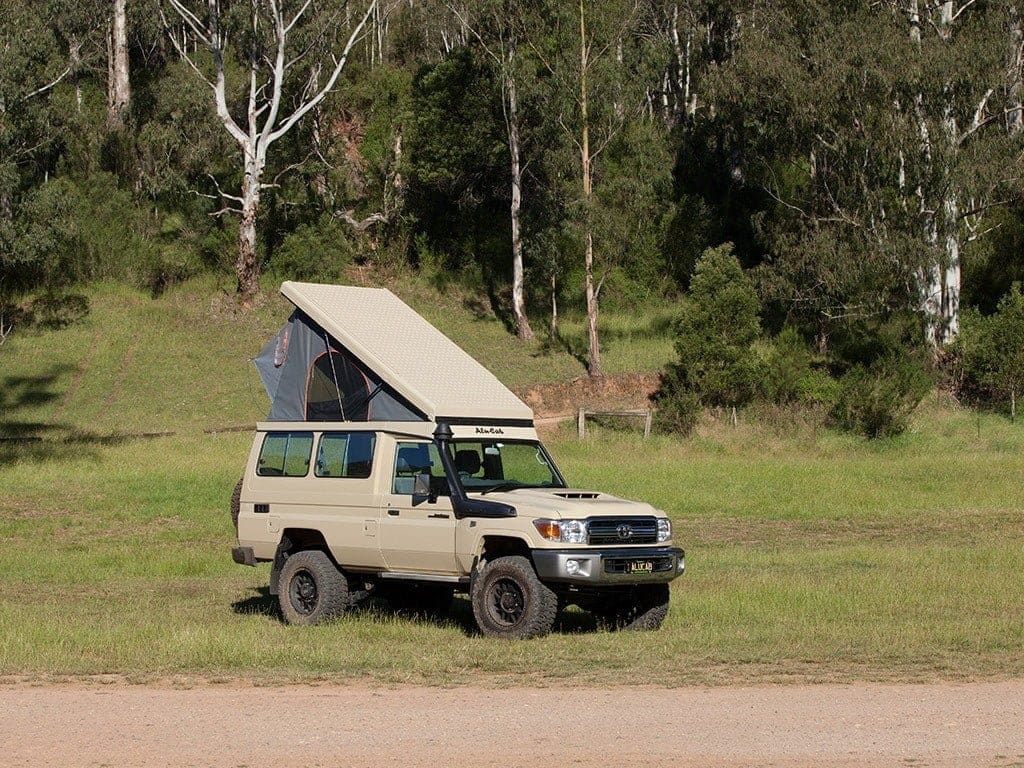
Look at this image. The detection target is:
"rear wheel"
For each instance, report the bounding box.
[278,550,349,626]
[593,584,670,631]
[471,555,558,639]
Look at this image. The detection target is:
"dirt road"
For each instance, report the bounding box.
[1,680,1022,767]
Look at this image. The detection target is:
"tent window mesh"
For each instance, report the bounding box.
[306,351,371,421]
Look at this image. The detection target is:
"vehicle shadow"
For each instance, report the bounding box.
[230,586,603,635]
[230,586,280,619]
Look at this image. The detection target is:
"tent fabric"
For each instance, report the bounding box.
[254,309,423,422]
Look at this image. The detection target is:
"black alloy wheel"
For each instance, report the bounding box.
[276,549,349,626]
[487,577,526,627]
[288,569,319,615]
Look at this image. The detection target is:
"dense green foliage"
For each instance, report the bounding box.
[958,283,1024,418]
[1,0,1022,430]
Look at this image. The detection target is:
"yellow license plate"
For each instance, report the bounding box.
[628,560,654,574]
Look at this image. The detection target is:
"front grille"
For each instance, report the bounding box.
[587,517,658,545]
[603,556,674,575]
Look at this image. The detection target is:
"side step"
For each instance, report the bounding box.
[378,571,469,585]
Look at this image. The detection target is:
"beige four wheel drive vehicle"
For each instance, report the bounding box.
[231,282,685,639]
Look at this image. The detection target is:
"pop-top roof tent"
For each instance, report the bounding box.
[255,281,534,425]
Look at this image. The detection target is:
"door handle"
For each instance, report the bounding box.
[428,513,450,519]
[387,508,400,516]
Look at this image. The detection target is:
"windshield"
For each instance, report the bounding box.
[447,440,565,494]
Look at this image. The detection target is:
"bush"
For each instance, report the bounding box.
[653,373,701,436]
[761,327,841,409]
[667,243,763,408]
[956,284,1024,419]
[761,327,812,404]
[831,355,931,438]
[269,216,355,282]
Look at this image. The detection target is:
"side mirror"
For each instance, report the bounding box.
[413,471,435,502]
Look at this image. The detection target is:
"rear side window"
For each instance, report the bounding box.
[315,432,376,478]
[257,432,313,477]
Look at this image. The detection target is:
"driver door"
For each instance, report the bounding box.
[379,440,459,574]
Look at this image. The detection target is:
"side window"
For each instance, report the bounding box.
[392,441,449,496]
[315,432,376,478]
[257,432,313,477]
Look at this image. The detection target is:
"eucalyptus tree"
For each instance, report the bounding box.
[160,0,382,305]
[532,0,661,377]
[447,0,543,340]
[898,0,1022,347]
[708,0,1020,351]
[0,0,76,338]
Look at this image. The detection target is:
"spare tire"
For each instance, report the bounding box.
[230,476,243,532]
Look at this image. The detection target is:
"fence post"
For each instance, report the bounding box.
[577,408,586,439]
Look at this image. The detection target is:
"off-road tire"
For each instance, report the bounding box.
[377,582,454,620]
[593,584,670,631]
[471,555,558,639]
[278,550,349,626]
[229,477,243,533]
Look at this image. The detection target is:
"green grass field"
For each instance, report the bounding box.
[1,279,1022,685]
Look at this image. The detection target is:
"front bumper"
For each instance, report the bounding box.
[532,546,685,584]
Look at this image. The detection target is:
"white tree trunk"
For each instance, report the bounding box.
[1009,4,1023,136]
[107,0,131,129]
[507,61,533,340]
[550,273,558,339]
[579,0,602,377]
[913,0,963,347]
[70,40,83,112]
[236,156,263,304]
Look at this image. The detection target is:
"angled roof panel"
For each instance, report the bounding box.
[280,281,533,423]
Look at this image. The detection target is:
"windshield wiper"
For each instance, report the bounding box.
[479,481,528,495]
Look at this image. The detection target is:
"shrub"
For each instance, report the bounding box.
[269,216,354,282]
[761,327,841,409]
[956,284,1024,419]
[653,372,701,436]
[667,243,763,408]
[761,327,812,404]
[831,354,931,438]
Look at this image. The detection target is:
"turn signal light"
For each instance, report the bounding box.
[533,520,561,541]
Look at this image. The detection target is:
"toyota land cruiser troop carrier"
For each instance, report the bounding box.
[231,281,685,639]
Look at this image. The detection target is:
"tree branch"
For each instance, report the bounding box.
[266,0,379,146]
[334,209,389,231]
[949,0,980,24]
[158,5,215,89]
[17,66,73,104]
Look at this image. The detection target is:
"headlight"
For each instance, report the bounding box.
[533,519,588,543]
[657,518,671,542]
[560,519,587,544]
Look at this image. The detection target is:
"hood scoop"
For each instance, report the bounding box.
[553,491,600,499]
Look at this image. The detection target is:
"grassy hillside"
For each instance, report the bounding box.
[1,277,1022,685]
[0,275,675,438]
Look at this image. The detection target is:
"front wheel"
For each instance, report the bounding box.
[593,584,670,631]
[471,555,558,639]
[277,550,349,626]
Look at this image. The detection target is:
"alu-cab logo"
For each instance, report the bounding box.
[474,426,505,435]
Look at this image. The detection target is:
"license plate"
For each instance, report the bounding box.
[627,560,654,574]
